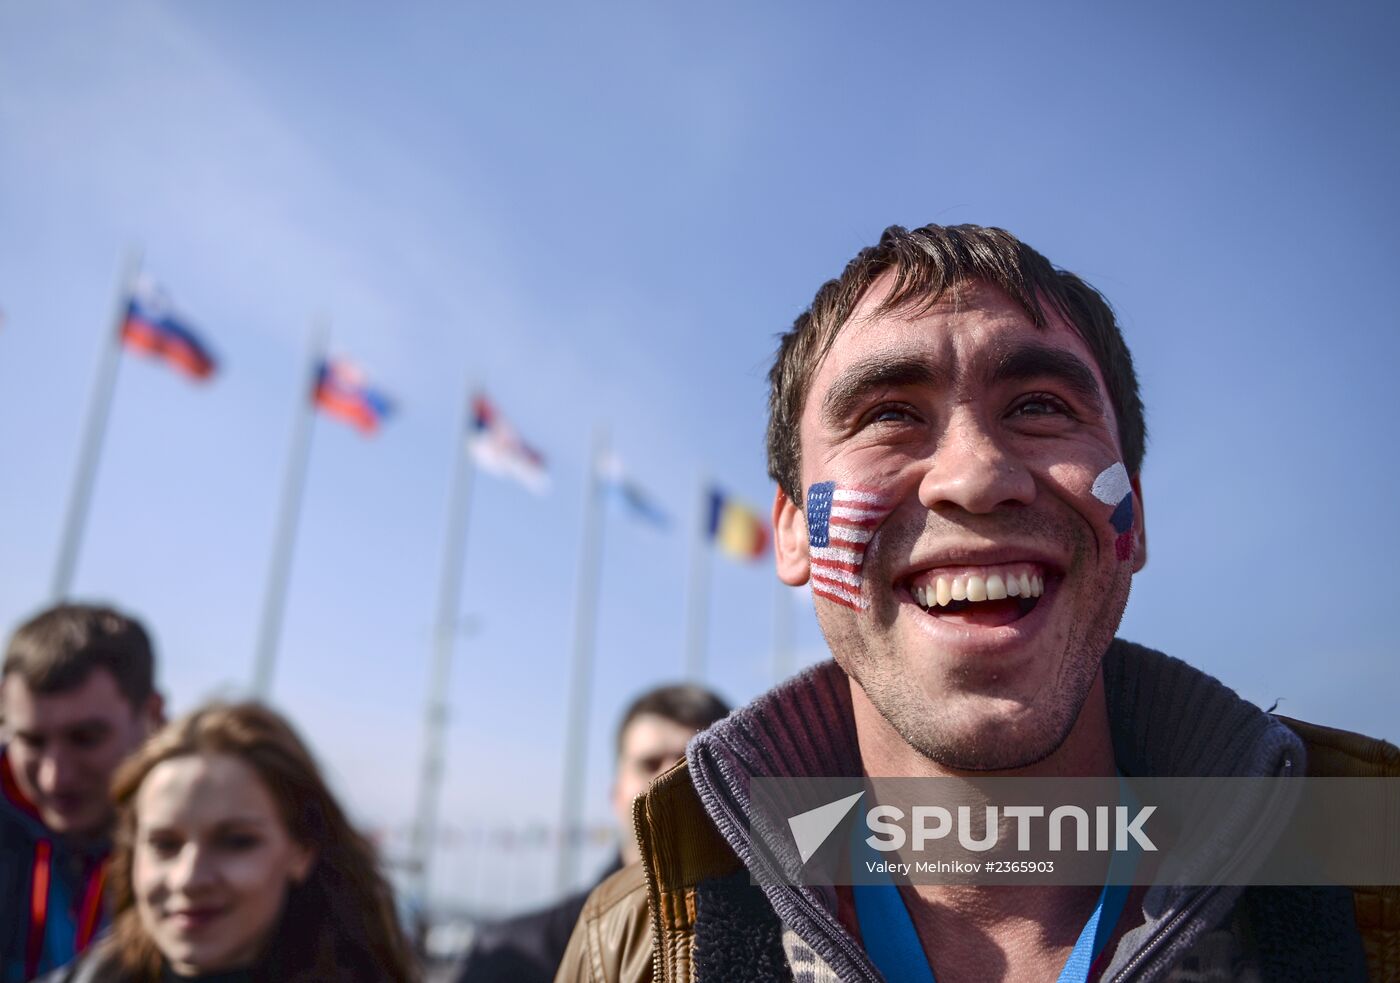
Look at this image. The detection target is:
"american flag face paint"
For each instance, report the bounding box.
[1091,463,1136,562]
[806,481,895,611]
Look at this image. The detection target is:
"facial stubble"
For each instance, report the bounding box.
[817,508,1133,772]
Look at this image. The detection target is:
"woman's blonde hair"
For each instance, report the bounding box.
[106,701,418,982]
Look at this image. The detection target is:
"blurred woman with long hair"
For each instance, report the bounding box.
[44,702,417,982]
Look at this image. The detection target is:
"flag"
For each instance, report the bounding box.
[313,358,393,435]
[806,482,892,611]
[707,487,768,562]
[120,278,217,380]
[468,393,548,494]
[598,452,669,528]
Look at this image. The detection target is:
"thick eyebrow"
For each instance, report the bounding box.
[820,354,951,429]
[991,343,1106,416]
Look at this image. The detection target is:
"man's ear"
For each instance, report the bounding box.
[140,692,166,736]
[773,487,811,586]
[1130,474,1148,573]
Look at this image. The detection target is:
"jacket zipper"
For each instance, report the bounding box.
[699,770,882,983]
[1107,755,1295,982]
[636,768,676,983]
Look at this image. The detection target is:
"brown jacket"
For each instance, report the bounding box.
[558,705,1398,982]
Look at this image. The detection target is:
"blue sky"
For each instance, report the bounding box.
[1,1,1396,911]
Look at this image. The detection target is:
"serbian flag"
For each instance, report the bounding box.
[120,278,217,380]
[707,487,768,562]
[313,358,393,435]
[468,393,548,494]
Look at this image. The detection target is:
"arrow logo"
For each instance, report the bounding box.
[788,791,865,864]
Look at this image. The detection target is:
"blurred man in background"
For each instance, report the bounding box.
[454,682,728,983]
[0,604,163,982]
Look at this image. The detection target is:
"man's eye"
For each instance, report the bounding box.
[866,404,919,426]
[68,729,108,750]
[1011,394,1071,418]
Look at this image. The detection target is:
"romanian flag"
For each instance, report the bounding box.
[707,488,768,562]
[120,279,217,380]
[313,358,393,435]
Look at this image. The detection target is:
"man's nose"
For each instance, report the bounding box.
[37,750,78,793]
[916,411,1035,514]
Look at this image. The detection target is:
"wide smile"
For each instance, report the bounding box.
[895,560,1061,646]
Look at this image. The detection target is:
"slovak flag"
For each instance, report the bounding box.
[468,393,548,494]
[120,278,217,380]
[313,358,394,435]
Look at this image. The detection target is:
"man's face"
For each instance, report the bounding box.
[611,714,699,865]
[774,279,1146,771]
[2,669,159,836]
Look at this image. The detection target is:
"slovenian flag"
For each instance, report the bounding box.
[468,393,548,494]
[313,358,394,435]
[707,488,768,562]
[598,452,669,528]
[120,278,217,380]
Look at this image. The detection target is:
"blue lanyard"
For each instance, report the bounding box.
[854,876,1130,983]
[853,788,1137,983]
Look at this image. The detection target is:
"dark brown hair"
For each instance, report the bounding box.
[766,223,1146,503]
[615,684,730,757]
[2,603,155,708]
[106,702,418,983]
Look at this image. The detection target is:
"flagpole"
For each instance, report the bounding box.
[409,384,478,909]
[555,424,609,892]
[50,248,142,600]
[251,323,325,699]
[683,479,712,681]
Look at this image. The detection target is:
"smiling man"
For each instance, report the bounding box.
[1,604,163,982]
[558,224,1393,982]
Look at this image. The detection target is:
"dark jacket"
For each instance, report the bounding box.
[455,858,622,983]
[558,642,1397,982]
[0,747,109,983]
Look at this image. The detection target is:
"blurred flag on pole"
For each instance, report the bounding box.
[468,392,548,493]
[707,487,768,561]
[121,277,217,380]
[598,451,669,528]
[313,357,394,435]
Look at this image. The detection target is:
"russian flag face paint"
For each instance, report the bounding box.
[1091,462,1135,562]
[806,481,895,611]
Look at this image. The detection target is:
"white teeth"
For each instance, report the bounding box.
[913,569,1046,608]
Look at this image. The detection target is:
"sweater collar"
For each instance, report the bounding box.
[690,638,1304,785]
[685,639,1306,983]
